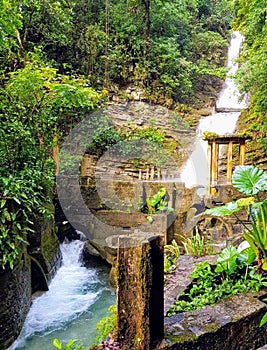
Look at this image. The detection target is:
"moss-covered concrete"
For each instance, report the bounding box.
[28,210,62,283]
[163,255,267,350]
[163,291,267,350]
[0,253,31,349]
[116,234,164,350]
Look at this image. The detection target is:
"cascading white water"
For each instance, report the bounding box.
[180,31,247,188]
[9,240,115,350]
[216,32,247,111]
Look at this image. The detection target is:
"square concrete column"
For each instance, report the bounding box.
[116,234,164,350]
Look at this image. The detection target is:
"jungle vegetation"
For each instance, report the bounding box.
[0,0,266,270]
[231,0,267,162]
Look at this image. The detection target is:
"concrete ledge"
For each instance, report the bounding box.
[163,255,267,350]
[164,291,267,350]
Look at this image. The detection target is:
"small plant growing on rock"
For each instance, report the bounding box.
[181,227,215,257]
[146,187,168,214]
[164,239,180,273]
[182,227,206,257]
[142,187,175,223]
[95,305,117,344]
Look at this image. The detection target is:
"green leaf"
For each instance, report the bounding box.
[243,232,258,254]
[262,261,267,271]
[215,246,238,275]
[232,165,267,195]
[146,215,154,224]
[52,338,62,350]
[236,197,255,207]
[65,339,77,350]
[147,187,166,207]
[13,197,21,205]
[237,247,256,266]
[0,199,6,208]
[3,209,11,221]
[260,312,267,327]
[205,202,240,216]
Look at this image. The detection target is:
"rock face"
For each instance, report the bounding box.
[0,254,31,349]
[0,213,62,349]
[28,212,62,285]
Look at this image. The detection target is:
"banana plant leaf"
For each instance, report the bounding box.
[232,165,267,195]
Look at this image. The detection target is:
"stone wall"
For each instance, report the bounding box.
[0,253,31,349]
[0,211,62,349]
[28,210,62,284]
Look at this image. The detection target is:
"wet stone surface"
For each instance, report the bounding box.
[164,255,267,350]
[164,255,217,315]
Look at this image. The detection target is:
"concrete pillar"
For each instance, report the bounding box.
[116,234,164,350]
[208,142,212,194]
[227,141,233,184]
[210,141,219,196]
[239,142,246,165]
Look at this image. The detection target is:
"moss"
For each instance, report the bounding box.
[202,131,220,140]
[165,331,197,343]
[203,322,220,333]
[117,239,152,348]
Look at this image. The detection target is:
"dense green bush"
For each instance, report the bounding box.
[231,0,267,154]
[0,60,103,269]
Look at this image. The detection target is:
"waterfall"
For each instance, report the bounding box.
[180,31,247,189]
[9,240,115,350]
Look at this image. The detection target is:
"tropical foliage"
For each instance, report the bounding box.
[167,245,267,316]
[53,338,85,350]
[164,239,180,274]
[0,60,103,269]
[206,165,267,272]
[230,0,267,154]
[1,0,231,104]
[95,304,117,344]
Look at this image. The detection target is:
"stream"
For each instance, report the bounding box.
[9,240,116,350]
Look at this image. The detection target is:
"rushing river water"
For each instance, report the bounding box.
[9,240,116,350]
[180,31,247,188]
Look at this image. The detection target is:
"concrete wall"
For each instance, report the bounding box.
[0,252,31,349]
[0,213,62,349]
